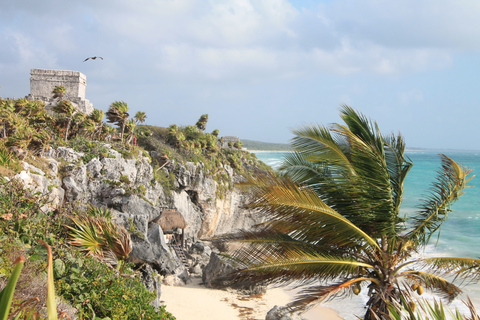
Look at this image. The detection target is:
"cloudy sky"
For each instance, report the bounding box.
[1,0,480,150]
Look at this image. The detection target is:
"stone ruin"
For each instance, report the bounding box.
[26,68,93,114]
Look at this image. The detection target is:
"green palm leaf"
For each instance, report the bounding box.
[242,172,379,250]
[235,251,372,288]
[67,216,105,257]
[421,257,480,281]
[406,155,473,245]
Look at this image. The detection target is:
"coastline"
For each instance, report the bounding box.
[161,277,342,320]
[249,150,289,153]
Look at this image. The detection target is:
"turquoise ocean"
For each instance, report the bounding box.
[254,149,480,319]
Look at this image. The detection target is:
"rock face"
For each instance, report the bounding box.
[14,145,264,280]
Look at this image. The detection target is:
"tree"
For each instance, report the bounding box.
[124,119,136,145]
[134,111,147,125]
[106,101,130,142]
[221,106,479,320]
[53,100,77,143]
[195,114,208,131]
[88,108,105,140]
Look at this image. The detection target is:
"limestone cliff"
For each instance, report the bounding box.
[13,144,265,276]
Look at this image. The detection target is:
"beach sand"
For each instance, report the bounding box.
[161,277,342,320]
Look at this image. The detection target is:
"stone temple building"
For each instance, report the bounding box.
[26,68,93,114]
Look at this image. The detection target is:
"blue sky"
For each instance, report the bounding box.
[1,0,480,150]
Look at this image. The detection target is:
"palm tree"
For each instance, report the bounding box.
[106,101,129,142]
[134,111,147,125]
[53,100,77,143]
[88,108,105,140]
[124,119,136,145]
[221,106,479,320]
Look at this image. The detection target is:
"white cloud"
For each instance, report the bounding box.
[3,0,476,82]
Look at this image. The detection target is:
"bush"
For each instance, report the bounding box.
[55,249,175,320]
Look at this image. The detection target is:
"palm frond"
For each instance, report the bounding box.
[67,216,105,257]
[402,270,462,301]
[234,253,373,289]
[289,123,354,174]
[243,172,380,250]
[421,257,480,282]
[383,134,413,218]
[287,277,376,312]
[406,155,473,246]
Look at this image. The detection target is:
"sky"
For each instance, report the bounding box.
[1,0,480,150]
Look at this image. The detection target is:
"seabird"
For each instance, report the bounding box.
[83,56,103,62]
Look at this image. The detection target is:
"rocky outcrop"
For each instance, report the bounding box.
[13,145,264,280]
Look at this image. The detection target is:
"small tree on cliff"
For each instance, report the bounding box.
[106,101,129,142]
[134,111,147,125]
[195,114,208,131]
[53,100,77,143]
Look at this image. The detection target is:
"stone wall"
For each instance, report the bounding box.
[27,69,93,114]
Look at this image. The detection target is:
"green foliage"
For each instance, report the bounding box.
[0,179,174,320]
[0,142,20,174]
[0,256,25,320]
[70,136,113,163]
[55,250,175,320]
[120,175,130,184]
[388,295,479,320]
[67,214,132,265]
[154,169,177,196]
[0,178,63,246]
[52,86,66,100]
[106,101,130,143]
[195,114,208,131]
[0,241,66,320]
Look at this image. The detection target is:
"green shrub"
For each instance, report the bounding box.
[70,136,112,163]
[120,175,130,184]
[55,250,175,320]
[0,178,64,246]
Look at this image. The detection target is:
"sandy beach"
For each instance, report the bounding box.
[161,276,342,320]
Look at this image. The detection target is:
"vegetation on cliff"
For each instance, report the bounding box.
[0,90,275,318]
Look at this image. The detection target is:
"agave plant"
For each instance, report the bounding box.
[220,106,480,320]
[0,241,60,320]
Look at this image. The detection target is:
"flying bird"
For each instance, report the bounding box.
[83,56,103,62]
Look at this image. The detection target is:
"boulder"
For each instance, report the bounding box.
[140,264,163,310]
[265,306,304,320]
[129,224,179,275]
[202,252,266,295]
